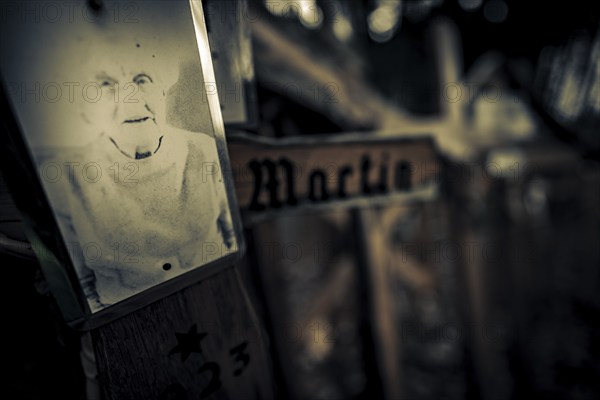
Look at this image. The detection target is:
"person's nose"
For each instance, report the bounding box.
[118,96,150,121]
[135,87,154,114]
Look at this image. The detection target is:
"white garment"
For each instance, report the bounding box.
[45,128,234,311]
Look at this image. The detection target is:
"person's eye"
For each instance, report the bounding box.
[134,74,153,86]
[100,79,115,88]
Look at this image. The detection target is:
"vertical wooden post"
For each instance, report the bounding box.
[91,266,274,399]
[354,207,404,400]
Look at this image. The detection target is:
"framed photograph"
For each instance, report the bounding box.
[0,0,244,328]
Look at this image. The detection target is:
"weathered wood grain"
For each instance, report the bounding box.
[92,265,274,400]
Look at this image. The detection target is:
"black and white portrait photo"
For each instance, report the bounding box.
[0,0,239,313]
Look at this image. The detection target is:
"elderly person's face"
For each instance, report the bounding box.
[82,57,167,159]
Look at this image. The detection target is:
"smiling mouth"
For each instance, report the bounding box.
[124,116,151,123]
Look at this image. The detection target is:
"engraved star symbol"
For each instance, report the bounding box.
[168,324,207,362]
